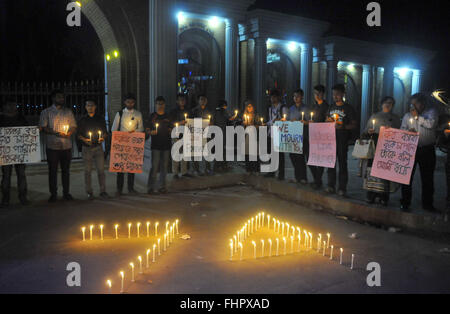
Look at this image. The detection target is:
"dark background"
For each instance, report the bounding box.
[0,0,449,89]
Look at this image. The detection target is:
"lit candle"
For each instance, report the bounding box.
[233,235,237,252]
[98,130,102,140]
[268,238,272,257]
[258,213,262,228]
[119,271,124,293]
[283,114,287,120]
[351,254,355,270]
[326,233,330,248]
[239,242,243,260]
[157,238,161,255]
[277,220,280,233]
[267,214,270,229]
[137,256,143,274]
[334,114,338,122]
[276,238,279,256]
[165,221,169,233]
[128,223,132,238]
[229,240,233,261]
[100,224,104,241]
[317,234,322,252]
[309,232,313,249]
[175,219,179,234]
[291,226,295,237]
[208,115,211,121]
[272,218,276,231]
[184,113,188,121]
[297,234,301,252]
[251,218,254,233]
[340,248,343,265]
[283,237,287,255]
[261,239,265,257]
[330,245,334,260]
[261,212,265,227]
[155,222,159,236]
[296,227,301,239]
[290,236,294,253]
[146,222,150,238]
[234,110,238,117]
[169,226,173,243]
[281,223,285,236]
[115,224,119,239]
[146,249,150,268]
[322,241,326,256]
[252,241,257,259]
[89,132,92,142]
[81,227,86,241]
[260,117,264,124]
[303,230,308,247]
[372,119,376,129]
[89,225,94,241]
[286,223,289,236]
[310,111,314,121]
[63,125,69,135]
[155,123,159,134]
[163,234,167,251]
[175,122,178,128]
[301,112,305,121]
[106,279,112,294]
[152,244,156,262]
[129,262,135,282]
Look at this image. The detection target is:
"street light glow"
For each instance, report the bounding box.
[287,41,297,52]
[208,16,220,28]
[177,12,186,24]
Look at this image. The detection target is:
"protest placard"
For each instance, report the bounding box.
[370,127,419,185]
[109,131,145,173]
[307,122,336,168]
[273,121,304,154]
[184,118,210,158]
[0,126,41,165]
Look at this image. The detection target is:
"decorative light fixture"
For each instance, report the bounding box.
[177,11,186,24]
[208,16,220,28]
[287,41,298,52]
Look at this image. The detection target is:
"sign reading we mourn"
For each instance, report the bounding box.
[307,122,336,168]
[0,126,41,166]
[370,127,419,185]
[109,131,145,173]
[273,121,304,154]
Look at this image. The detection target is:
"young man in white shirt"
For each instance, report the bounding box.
[111,93,144,196]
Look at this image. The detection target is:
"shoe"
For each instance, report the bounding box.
[48,195,57,203]
[380,199,389,207]
[182,173,193,178]
[337,190,347,197]
[400,204,410,212]
[264,173,275,178]
[100,192,109,199]
[128,189,138,195]
[158,188,168,194]
[147,190,159,195]
[115,191,122,198]
[325,187,335,194]
[277,175,285,181]
[19,197,30,206]
[87,193,95,201]
[299,179,308,185]
[423,205,439,213]
[63,194,74,201]
[173,174,180,180]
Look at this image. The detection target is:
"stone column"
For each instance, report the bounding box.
[326,60,338,103]
[254,37,267,115]
[300,43,313,105]
[361,64,373,132]
[225,18,239,108]
[411,69,422,95]
[149,0,177,113]
[382,64,394,98]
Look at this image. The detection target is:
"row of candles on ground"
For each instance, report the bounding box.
[228,212,355,269]
[104,219,179,293]
[81,220,179,241]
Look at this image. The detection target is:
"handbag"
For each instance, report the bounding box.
[352,139,375,159]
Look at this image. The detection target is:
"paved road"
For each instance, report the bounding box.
[0,185,449,293]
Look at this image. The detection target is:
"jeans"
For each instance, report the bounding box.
[1,164,27,202]
[82,145,106,194]
[290,137,309,182]
[46,149,72,196]
[147,149,170,191]
[172,140,187,176]
[267,137,285,179]
[327,133,349,191]
[309,165,324,186]
[401,145,436,208]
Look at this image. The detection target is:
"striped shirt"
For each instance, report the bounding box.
[39,105,77,150]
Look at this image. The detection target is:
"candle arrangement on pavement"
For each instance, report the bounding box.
[227,211,355,270]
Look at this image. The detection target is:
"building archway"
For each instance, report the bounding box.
[177,28,224,110]
[393,75,407,117]
[266,50,299,104]
[338,70,360,134]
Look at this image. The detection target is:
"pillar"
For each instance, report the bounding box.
[361,64,373,133]
[411,69,422,95]
[225,18,239,108]
[254,37,267,115]
[382,64,394,98]
[300,43,313,105]
[326,59,338,103]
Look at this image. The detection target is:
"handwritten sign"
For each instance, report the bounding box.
[370,127,419,185]
[273,121,304,154]
[0,126,41,165]
[184,118,209,158]
[307,123,336,168]
[109,131,145,173]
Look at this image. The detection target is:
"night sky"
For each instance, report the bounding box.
[1,0,449,88]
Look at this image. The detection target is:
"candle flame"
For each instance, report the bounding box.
[106,279,112,288]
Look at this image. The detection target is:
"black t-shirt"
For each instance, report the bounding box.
[149,112,172,150]
[77,114,108,147]
[169,107,190,123]
[327,103,356,137]
[0,114,29,127]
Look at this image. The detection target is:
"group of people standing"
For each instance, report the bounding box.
[0,85,448,215]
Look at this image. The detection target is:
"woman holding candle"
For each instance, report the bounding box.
[360,96,400,206]
[77,100,109,200]
[242,100,262,174]
[147,96,173,195]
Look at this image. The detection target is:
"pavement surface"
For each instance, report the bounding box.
[0,165,450,293]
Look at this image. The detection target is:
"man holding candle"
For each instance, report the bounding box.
[169,94,191,179]
[0,97,30,207]
[77,100,109,200]
[361,96,400,206]
[213,99,238,173]
[147,96,172,194]
[400,93,439,212]
[287,89,309,185]
[111,93,144,196]
[39,90,77,202]
[191,95,213,176]
[325,84,357,197]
